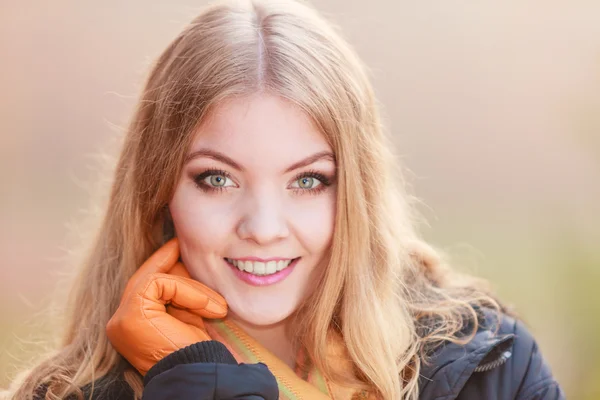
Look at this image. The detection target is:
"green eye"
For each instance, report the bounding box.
[298,177,314,188]
[294,176,322,190]
[209,175,227,187]
[194,169,236,192]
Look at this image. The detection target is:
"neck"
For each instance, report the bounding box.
[229,314,297,369]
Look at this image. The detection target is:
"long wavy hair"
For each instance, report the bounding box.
[8,0,502,399]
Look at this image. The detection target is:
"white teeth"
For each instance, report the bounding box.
[265,261,277,274]
[276,260,285,271]
[254,261,265,274]
[244,261,253,273]
[226,258,296,276]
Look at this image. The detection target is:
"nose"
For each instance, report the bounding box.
[236,190,290,245]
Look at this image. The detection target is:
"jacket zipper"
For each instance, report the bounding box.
[473,350,512,373]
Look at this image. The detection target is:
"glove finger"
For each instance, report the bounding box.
[135,238,180,277]
[122,239,180,296]
[142,274,227,319]
[167,305,207,329]
[169,261,192,279]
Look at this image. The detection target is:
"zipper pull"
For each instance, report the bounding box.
[474,350,512,373]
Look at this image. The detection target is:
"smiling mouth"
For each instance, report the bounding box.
[224,257,300,276]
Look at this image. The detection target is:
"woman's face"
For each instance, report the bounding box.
[169,93,336,327]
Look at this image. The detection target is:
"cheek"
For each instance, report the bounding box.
[168,187,236,257]
[288,192,336,254]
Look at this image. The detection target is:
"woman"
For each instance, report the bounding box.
[8,0,563,399]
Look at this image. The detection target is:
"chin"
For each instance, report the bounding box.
[227,299,297,327]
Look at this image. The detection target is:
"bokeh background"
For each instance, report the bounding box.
[1,1,599,398]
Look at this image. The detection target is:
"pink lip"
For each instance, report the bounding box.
[224,258,299,287]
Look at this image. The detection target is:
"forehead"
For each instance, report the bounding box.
[191,94,332,160]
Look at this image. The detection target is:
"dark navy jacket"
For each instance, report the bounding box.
[37,313,565,399]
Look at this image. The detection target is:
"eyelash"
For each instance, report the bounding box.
[192,168,334,195]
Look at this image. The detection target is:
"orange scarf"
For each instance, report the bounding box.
[204,319,374,400]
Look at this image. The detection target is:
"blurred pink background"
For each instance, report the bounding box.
[1,1,599,398]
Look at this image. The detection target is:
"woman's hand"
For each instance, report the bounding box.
[106,238,227,376]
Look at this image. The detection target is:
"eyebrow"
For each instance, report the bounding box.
[283,150,335,173]
[185,148,335,173]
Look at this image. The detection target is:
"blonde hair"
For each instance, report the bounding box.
[9,0,502,399]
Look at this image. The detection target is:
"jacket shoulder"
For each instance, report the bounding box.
[458,312,565,400]
[419,309,565,400]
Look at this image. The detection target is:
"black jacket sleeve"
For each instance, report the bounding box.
[33,341,278,400]
[142,340,279,400]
